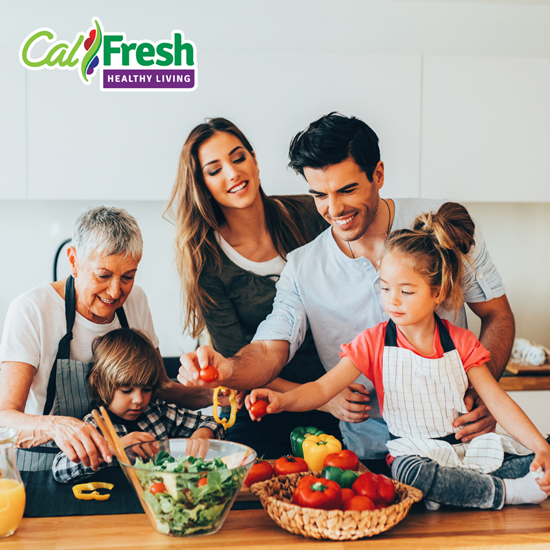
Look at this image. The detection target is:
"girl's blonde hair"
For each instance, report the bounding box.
[383,202,475,312]
[164,117,313,338]
[88,328,169,407]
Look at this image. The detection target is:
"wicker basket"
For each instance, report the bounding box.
[250,471,423,541]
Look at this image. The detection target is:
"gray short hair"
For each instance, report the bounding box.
[72,206,143,263]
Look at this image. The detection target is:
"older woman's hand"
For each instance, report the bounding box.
[51,416,112,470]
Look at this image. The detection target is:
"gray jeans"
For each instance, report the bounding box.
[391,451,537,509]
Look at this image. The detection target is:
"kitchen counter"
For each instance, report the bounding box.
[6,499,550,549]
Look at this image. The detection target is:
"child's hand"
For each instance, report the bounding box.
[187,429,213,459]
[245,389,284,421]
[119,432,157,460]
[531,451,550,493]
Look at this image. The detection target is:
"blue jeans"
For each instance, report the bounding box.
[391,451,536,509]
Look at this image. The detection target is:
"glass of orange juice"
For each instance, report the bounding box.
[0,427,25,538]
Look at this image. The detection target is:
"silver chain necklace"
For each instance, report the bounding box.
[347,198,392,260]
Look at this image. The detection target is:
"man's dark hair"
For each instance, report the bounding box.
[288,112,381,182]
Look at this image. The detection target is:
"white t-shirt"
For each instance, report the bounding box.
[0,283,159,416]
[215,232,286,280]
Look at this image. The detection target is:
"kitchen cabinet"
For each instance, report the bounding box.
[421,56,550,202]
[0,43,27,199]
[26,52,421,200]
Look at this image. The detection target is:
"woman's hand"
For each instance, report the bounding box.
[245,389,285,420]
[452,388,497,443]
[51,416,113,471]
[317,383,371,423]
[177,345,233,388]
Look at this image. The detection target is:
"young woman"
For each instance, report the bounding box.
[247,202,550,510]
[165,118,344,456]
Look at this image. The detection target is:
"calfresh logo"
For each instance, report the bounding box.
[19,18,197,92]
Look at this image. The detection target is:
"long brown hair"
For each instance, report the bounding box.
[383,202,475,312]
[165,117,312,338]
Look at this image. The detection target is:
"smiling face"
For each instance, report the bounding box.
[108,386,152,421]
[198,131,261,214]
[380,251,440,328]
[305,157,384,243]
[68,248,139,324]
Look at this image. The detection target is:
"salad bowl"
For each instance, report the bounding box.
[120,438,256,537]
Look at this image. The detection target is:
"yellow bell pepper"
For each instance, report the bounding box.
[302,434,342,471]
[72,482,114,501]
[213,387,237,429]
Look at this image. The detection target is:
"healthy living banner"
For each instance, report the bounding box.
[19,18,197,92]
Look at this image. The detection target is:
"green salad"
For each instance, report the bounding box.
[135,450,246,536]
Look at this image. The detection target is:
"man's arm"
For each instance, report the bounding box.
[467,294,515,380]
[178,340,290,391]
[452,294,515,442]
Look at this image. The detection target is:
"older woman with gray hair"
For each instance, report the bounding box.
[0,206,167,472]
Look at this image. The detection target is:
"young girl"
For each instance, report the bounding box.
[247,202,550,510]
[53,328,224,483]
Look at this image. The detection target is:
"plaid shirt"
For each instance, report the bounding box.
[52,399,225,483]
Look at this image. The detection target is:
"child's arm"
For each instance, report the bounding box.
[162,401,225,440]
[468,364,550,491]
[247,356,362,417]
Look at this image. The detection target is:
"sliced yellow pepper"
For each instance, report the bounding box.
[72,482,114,501]
[302,434,342,471]
[213,386,237,429]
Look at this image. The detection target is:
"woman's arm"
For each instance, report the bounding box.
[0,361,112,470]
[248,357,362,416]
[467,364,550,488]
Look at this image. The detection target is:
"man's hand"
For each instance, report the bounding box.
[317,383,371,423]
[177,345,233,388]
[452,388,497,442]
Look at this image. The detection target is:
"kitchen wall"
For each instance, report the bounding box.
[0,5,550,366]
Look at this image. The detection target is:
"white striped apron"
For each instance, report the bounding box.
[383,315,530,474]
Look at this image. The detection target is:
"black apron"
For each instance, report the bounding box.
[16,275,128,471]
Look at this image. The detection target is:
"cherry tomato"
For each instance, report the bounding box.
[150,482,167,495]
[341,488,355,505]
[199,365,219,383]
[323,450,360,472]
[249,399,268,419]
[376,475,396,506]
[197,477,208,487]
[344,495,376,511]
[273,455,308,476]
[352,472,378,502]
[245,459,273,487]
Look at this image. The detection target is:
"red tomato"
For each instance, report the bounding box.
[150,482,167,495]
[352,472,378,502]
[323,450,360,472]
[344,495,376,511]
[376,475,396,506]
[249,399,268,419]
[199,365,219,383]
[197,477,208,487]
[341,488,355,505]
[273,455,308,476]
[245,459,273,487]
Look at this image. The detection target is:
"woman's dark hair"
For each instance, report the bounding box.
[383,202,476,313]
[288,112,381,181]
[164,117,314,338]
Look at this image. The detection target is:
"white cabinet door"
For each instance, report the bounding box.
[421,56,550,202]
[27,52,421,200]
[0,43,26,199]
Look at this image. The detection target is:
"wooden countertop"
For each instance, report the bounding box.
[6,499,550,549]
[499,375,550,391]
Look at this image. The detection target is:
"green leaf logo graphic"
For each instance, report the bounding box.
[81,19,102,83]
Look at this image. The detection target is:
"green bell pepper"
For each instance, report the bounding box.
[290,426,325,458]
[321,466,360,489]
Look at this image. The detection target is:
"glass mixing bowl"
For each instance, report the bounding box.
[120,438,256,537]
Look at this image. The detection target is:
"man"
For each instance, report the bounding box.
[179,113,514,465]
